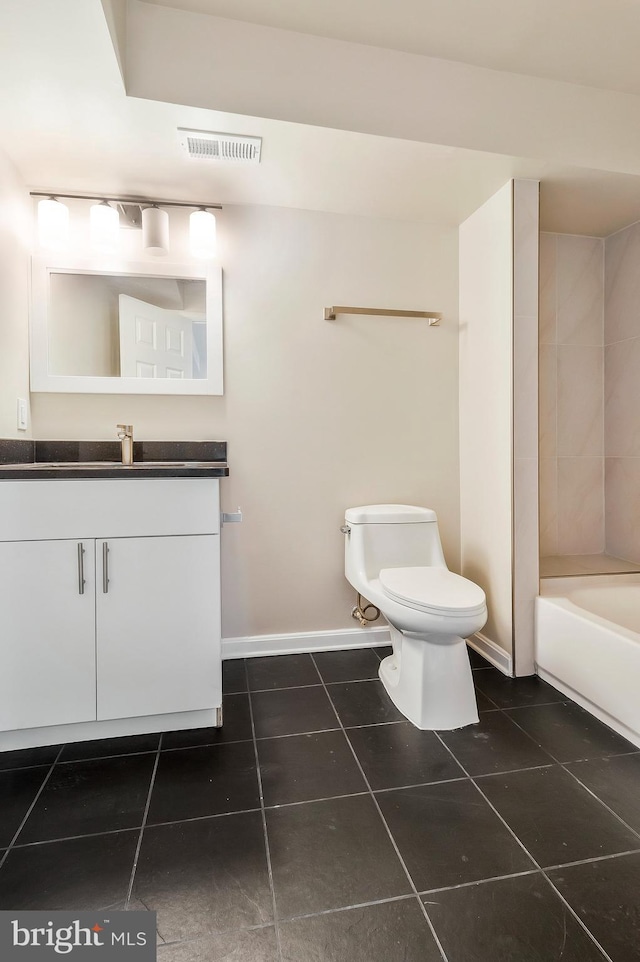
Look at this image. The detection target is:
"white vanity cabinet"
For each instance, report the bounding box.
[0,538,97,731]
[96,534,220,720]
[0,478,222,750]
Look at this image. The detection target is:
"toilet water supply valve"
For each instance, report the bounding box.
[340,523,381,626]
[352,593,381,627]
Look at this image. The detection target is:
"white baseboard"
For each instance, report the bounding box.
[468,632,513,676]
[222,626,391,660]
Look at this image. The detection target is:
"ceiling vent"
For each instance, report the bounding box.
[178,128,262,164]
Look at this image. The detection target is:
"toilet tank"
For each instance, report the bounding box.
[344,504,447,583]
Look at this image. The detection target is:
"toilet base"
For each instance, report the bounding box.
[379,626,479,730]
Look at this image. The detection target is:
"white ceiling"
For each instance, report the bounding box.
[145,0,640,95]
[1,0,640,235]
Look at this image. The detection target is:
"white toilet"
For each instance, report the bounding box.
[342,504,488,730]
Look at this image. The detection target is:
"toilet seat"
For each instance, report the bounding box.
[379,567,486,618]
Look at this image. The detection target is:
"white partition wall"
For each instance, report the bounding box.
[459,180,539,675]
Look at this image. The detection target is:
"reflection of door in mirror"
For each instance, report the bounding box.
[119,295,194,378]
[46,272,207,379]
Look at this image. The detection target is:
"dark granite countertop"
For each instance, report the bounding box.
[0,439,229,480]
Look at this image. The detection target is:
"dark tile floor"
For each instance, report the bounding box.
[1,646,639,960]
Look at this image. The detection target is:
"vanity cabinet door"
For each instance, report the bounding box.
[96,534,221,721]
[0,540,97,731]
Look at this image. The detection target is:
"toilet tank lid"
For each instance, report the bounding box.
[345,504,437,524]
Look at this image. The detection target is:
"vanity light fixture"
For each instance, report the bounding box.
[37,197,69,251]
[30,192,222,258]
[189,208,217,259]
[141,205,170,256]
[89,200,120,253]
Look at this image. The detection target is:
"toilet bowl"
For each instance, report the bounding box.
[342,504,487,730]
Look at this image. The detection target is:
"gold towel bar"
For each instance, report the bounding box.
[324,306,441,324]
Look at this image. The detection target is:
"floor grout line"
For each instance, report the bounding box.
[542,848,640,873]
[157,892,420,948]
[0,762,60,774]
[0,745,65,871]
[245,661,284,962]
[275,892,416,926]
[420,868,543,897]
[477,697,569,712]
[124,734,163,910]
[308,652,451,962]
[454,761,558,780]
[161,736,254,752]
[11,825,148,850]
[432,729,616,962]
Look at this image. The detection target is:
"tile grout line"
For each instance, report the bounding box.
[542,847,640,873]
[244,661,284,962]
[257,719,405,738]
[157,893,419,950]
[421,867,542,897]
[12,825,154,851]
[124,733,163,909]
[432,729,616,962]
[485,698,573,711]
[0,745,65,871]
[308,653,451,962]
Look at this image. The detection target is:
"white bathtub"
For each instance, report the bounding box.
[536,575,640,748]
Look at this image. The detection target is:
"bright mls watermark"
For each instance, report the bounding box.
[0,912,156,960]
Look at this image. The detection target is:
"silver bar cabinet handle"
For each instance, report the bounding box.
[77,542,85,595]
[102,541,109,593]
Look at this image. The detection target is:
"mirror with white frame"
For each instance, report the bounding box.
[29,257,223,394]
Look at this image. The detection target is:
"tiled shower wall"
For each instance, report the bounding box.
[539,233,604,556]
[604,223,640,564]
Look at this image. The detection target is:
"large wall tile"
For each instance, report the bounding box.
[605,222,640,345]
[557,235,603,346]
[539,232,557,346]
[605,458,640,563]
[558,457,604,555]
[605,337,640,458]
[539,458,558,556]
[557,346,603,457]
[539,344,557,459]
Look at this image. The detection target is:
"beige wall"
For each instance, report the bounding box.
[512,180,539,675]
[0,146,30,438]
[460,179,539,672]
[538,232,604,557]
[31,204,461,640]
[604,221,640,564]
[459,182,514,658]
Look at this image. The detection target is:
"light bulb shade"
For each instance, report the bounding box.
[37,198,69,250]
[190,209,217,259]
[90,202,120,253]
[142,206,169,256]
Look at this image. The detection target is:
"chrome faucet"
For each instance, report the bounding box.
[117,424,134,465]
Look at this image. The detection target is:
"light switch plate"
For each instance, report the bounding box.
[17,398,28,431]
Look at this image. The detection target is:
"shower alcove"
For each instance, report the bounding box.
[539,225,640,580]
